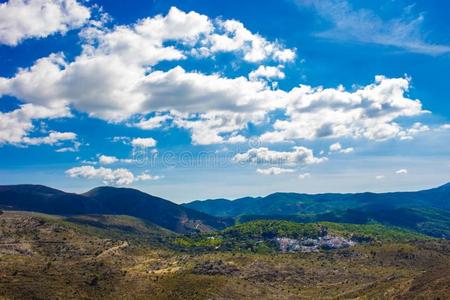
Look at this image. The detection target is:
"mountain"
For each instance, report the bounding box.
[82,187,233,233]
[0,185,232,233]
[0,184,90,214]
[183,182,450,217]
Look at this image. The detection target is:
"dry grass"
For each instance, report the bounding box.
[0,211,449,299]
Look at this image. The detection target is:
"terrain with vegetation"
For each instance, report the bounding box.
[0,184,449,299]
[184,183,450,238]
[0,185,232,233]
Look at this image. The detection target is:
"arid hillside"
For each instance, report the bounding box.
[1,211,449,299]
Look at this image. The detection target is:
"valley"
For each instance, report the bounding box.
[0,184,449,299]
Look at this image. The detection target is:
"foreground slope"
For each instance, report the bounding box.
[0,185,232,233]
[0,211,449,299]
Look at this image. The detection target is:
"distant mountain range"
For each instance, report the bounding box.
[0,185,233,233]
[184,183,450,217]
[1,183,449,238]
[183,183,450,238]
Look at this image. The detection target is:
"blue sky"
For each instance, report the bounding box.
[0,0,449,202]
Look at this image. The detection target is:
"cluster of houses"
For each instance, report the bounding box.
[276,235,355,253]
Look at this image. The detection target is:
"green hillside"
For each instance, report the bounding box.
[237,207,450,239]
[175,220,429,253]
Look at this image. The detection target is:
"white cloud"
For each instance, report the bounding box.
[0,0,91,46]
[0,7,431,147]
[226,134,247,144]
[0,7,291,120]
[0,103,77,147]
[98,155,119,165]
[260,76,425,143]
[131,114,172,130]
[207,19,296,63]
[395,169,408,175]
[65,165,160,185]
[298,172,311,179]
[136,172,162,181]
[295,0,450,55]
[329,142,342,152]
[0,49,286,123]
[233,146,327,166]
[249,65,285,81]
[98,154,136,165]
[139,67,285,114]
[174,111,266,145]
[131,137,157,148]
[66,166,134,185]
[399,122,429,140]
[256,167,294,175]
[273,49,296,62]
[375,175,385,180]
[340,147,354,154]
[79,6,212,69]
[329,142,353,154]
[22,131,77,146]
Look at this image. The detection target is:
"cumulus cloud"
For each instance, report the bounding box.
[78,6,212,69]
[260,76,425,143]
[65,165,160,185]
[339,147,354,154]
[398,122,429,140]
[226,134,247,144]
[131,138,157,148]
[249,65,285,81]
[136,172,163,181]
[98,154,135,165]
[0,7,430,147]
[0,7,290,140]
[98,155,119,165]
[0,8,261,116]
[207,19,296,62]
[329,142,342,152]
[0,0,91,46]
[233,146,327,166]
[0,103,77,147]
[131,114,172,130]
[375,175,385,180]
[256,167,295,175]
[22,131,77,146]
[173,111,266,145]
[329,142,353,154]
[395,169,408,175]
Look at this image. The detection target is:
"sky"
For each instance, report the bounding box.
[0,0,449,203]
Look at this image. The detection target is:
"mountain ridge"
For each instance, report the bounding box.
[0,184,233,233]
[190,182,450,203]
[183,182,450,217]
